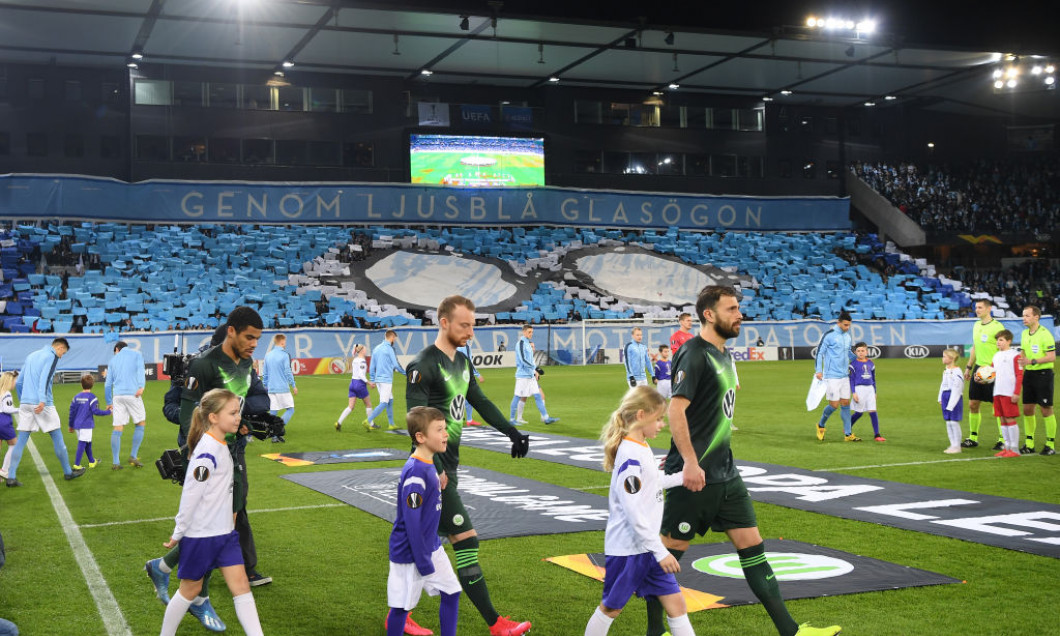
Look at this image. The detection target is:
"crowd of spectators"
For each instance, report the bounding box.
[951,261,1060,318]
[852,157,1060,234]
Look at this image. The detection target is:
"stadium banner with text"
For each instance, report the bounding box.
[0,317,1054,371]
[548,540,961,612]
[0,174,849,231]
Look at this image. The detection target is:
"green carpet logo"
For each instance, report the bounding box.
[692,552,853,580]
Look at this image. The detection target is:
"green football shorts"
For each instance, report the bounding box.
[660,475,758,541]
[437,472,474,536]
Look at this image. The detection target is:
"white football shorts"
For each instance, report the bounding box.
[375,382,394,403]
[514,377,541,398]
[824,378,852,402]
[656,379,672,399]
[17,404,61,433]
[387,546,461,611]
[112,395,146,426]
[268,392,295,410]
[852,385,877,412]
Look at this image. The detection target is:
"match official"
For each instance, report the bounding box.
[962,298,1005,448]
[1018,305,1055,455]
[104,341,147,469]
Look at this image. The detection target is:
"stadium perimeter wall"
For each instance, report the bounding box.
[1,318,1053,373]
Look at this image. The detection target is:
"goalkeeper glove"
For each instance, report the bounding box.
[628,375,636,388]
[510,432,530,458]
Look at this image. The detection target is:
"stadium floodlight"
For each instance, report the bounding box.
[1046,76,1056,86]
[780,89,792,95]
[1031,65,1043,75]
[548,76,560,83]
[884,95,897,100]
[994,80,1004,89]
[992,69,1003,79]
[420,69,433,76]
[668,82,680,89]
[274,70,284,77]
[927,142,935,148]
[806,17,817,27]
[131,51,144,60]
[856,20,876,33]
[1006,67,1018,77]
[126,61,138,69]
[1006,78,1018,88]
[762,96,773,101]
[864,101,875,107]
[1047,65,1056,74]
[282,60,294,68]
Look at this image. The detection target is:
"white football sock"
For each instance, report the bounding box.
[337,407,352,424]
[160,591,193,636]
[946,421,962,447]
[516,402,525,421]
[584,607,614,636]
[233,592,264,636]
[667,613,696,636]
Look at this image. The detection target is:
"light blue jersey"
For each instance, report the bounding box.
[369,340,406,384]
[263,346,296,393]
[17,345,61,406]
[104,347,145,404]
[515,336,536,379]
[623,340,652,382]
[815,325,854,379]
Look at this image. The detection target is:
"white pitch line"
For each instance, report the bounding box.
[78,503,347,529]
[573,485,610,491]
[816,455,1015,472]
[26,438,132,636]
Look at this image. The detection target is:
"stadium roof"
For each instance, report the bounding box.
[0,0,1056,120]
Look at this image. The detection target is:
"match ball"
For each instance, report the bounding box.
[974,365,996,384]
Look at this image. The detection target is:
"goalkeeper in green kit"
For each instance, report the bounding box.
[399,295,533,636]
[645,285,841,636]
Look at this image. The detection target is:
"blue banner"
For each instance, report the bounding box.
[0,174,850,231]
[1,318,1052,371]
[460,104,493,126]
[501,106,533,130]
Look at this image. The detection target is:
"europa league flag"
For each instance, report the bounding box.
[418,102,450,127]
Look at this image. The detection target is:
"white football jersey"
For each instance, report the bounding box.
[351,357,369,382]
[991,349,1022,397]
[605,438,682,562]
[171,432,234,540]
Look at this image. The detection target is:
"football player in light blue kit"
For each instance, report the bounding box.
[5,338,85,487]
[263,334,297,441]
[509,324,558,425]
[105,341,147,468]
[814,311,856,441]
[624,327,654,388]
[366,330,407,431]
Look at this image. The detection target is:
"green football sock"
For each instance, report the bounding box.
[996,417,1004,443]
[1025,414,1037,448]
[452,537,499,626]
[646,548,684,636]
[738,543,799,636]
[969,412,981,440]
[1045,415,1057,448]
[162,544,180,570]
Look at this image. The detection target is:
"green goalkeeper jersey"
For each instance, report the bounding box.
[971,318,1005,367]
[405,344,516,476]
[666,335,740,484]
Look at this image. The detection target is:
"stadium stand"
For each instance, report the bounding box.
[851,158,1060,234]
[2,221,982,334]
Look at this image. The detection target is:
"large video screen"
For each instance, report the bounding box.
[409,134,545,187]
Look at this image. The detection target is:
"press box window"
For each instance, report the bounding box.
[134,79,172,106]
[340,89,372,114]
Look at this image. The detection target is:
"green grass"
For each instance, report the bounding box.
[1,360,1057,635]
[410,150,545,187]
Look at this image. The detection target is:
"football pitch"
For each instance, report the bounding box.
[1,359,1057,635]
[410,151,544,187]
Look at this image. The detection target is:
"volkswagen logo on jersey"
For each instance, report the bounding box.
[623,475,642,494]
[722,388,736,420]
[193,465,210,482]
[449,395,467,422]
[406,492,422,509]
[452,514,465,526]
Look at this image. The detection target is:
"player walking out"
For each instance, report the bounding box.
[962,299,1005,449]
[385,406,461,636]
[644,285,840,636]
[69,374,111,469]
[585,385,693,636]
[848,343,884,441]
[938,349,965,454]
[669,313,695,353]
[624,328,653,387]
[1018,305,1055,455]
[159,389,264,636]
[0,372,20,479]
[814,312,856,441]
[509,324,558,425]
[6,338,85,487]
[405,295,532,636]
[654,346,672,400]
[366,330,407,431]
[105,341,147,469]
[263,334,297,440]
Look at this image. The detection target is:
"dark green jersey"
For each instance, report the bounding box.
[178,345,254,438]
[666,336,739,484]
[405,345,516,476]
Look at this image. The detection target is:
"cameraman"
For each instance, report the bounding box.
[146,308,272,633]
